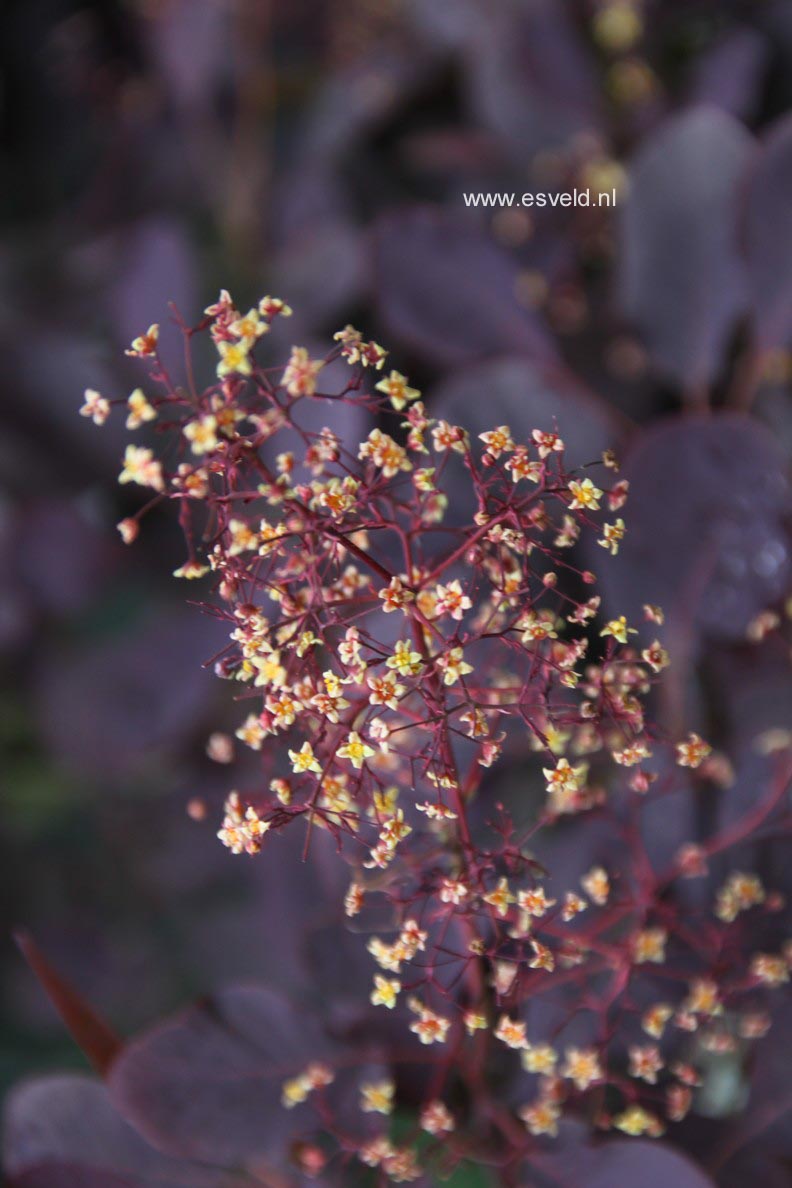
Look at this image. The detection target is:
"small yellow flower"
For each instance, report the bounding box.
[529,939,555,971]
[567,477,603,511]
[370,975,401,1009]
[360,1079,395,1115]
[518,887,556,917]
[258,295,292,319]
[216,339,252,378]
[581,866,610,905]
[532,429,564,458]
[632,927,667,964]
[345,882,364,917]
[228,308,268,341]
[598,518,625,555]
[184,414,219,455]
[358,428,411,477]
[463,1011,487,1035]
[561,1046,602,1091]
[483,877,515,918]
[116,518,138,545]
[715,872,765,922]
[642,1003,673,1038]
[235,714,267,751]
[386,641,423,677]
[288,741,322,774]
[751,953,789,987]
[126,388,156,430]
[494,1015,527,1049]
[420,1100,454,1136]
[479,425,515,459]
[600,615,635,644]
[378,576,414,613]
[119,445,164,492]
[593,2,643,54]
[125,324,159,357]
[613,1105,664,1138]
[519,1099,561,1137]
[508,447,542,483]
[409,1005,451,1045]
[435,580,471,621]
[80,388,110,425]
[521,1044,557,1075]
[629,1044,663,1084]
[173,560,209,579]
[676,732,712,769]
[684,978,721,1016]
[282,346,324,396]
[436,646,473,686]
[337,731,375,770]
[543,757,584,798]
[374,370,420,411]
[642,640,670,672]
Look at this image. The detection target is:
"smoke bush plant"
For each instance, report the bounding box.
[74,292,792,1184]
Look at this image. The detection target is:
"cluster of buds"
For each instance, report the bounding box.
[81,292,792,1183]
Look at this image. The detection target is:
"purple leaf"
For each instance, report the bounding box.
[462,0,602,163]
[429,355,627,524]
[15,933,121,1076]
[431,355,625,461]
[620,107,753,390]
[298,48,437,161]
[271,221,365,333]
[0,327,127,476]
[35,608,224,779]
[594,415,791,645]
[143,0,231,112]
[687,28,767,121]
[14,499,119,617]
[372,208,558,367]
[526,1123,716,1187]
[107,986,380,1168]
[11,1168,135,1187]
[111,220,196,369]
[711,1000,792,1182]
[744,113,792,350]
[3,1075,257,1187]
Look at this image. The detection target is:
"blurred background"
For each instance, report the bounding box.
[2,0,792,1161]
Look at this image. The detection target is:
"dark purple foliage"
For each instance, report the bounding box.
[744,114,792,350]
[620,108,753,391]
[372,209,558,367]
[595,415,791,645]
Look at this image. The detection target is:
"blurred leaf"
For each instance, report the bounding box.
[144,0,232,112]
[107,986,381,1168]
[3,1074,257,1187]
[272,221,365,332]
[710,1000,792,1186]
[110,220,197,371]
[744,113,792,351]
[620,107,753,391]
[526,1125,716,1187]
[439,1164,496,1187]
[687,28,767,121]
[411,0,599,160]
[372,208,558,367]
[14,934,121,1076]
[34,608,224,780]
[430,356,626,459]
[14,499,119,618]
[594,415,791,645]
[427,355,627,529]
[464,0,602,164]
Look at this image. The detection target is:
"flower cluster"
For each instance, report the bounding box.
[82,294,792,1183]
